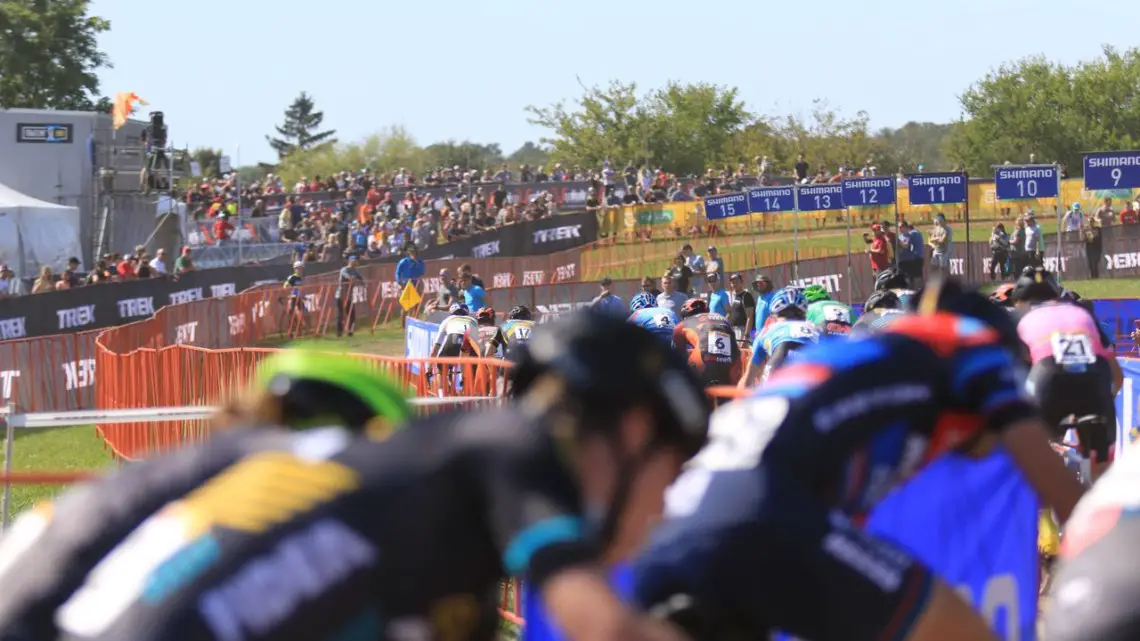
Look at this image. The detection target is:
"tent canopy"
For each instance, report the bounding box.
[0,182,83,279]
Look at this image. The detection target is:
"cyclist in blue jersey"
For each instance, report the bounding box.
[633,275,1085,641]
[738,286,820,388]
[629,307,680,346]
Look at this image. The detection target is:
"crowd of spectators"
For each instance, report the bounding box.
[0,247,197,298]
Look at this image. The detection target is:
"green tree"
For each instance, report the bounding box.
[275,125,425,185]
[506,141,551,168]
[0,0,112,110]
[946,46,1140,174]
[422,141,504,171]
[266,91,338,159]
[190,147,223,178]
[875,122,955,172]
[526,80,653,171]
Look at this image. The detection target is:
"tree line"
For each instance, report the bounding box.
[4,2,1139,182]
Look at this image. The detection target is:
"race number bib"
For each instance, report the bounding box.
[1051,333,1096,366]
[792,323,818,339]
[823,305,851,323]
[707,331,732,357]
[512,326,532,342]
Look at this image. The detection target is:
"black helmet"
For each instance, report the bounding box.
[508,305,532,321]
[864,289,901,313]
[1012,267,1062,305]
[916,275,1024,357]
[874,269,908,292]
[510,309,709,458]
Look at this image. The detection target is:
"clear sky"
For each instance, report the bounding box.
[89,0,1140,165]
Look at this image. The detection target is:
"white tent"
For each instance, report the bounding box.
[0,182,83,279]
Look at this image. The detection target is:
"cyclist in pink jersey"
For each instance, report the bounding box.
[1013,267,1121,479]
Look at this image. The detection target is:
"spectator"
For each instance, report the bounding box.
[866,224,890,275]
[896,221,924,288]
[458,264,485,289]
[877,219,898,267]
[336,255,364,338]
[1062,202,1084,233]
[590,277,625,317]
[794,154,810,184]
[668,254,693,294]
[1009,217,1028,276]
[706,273,729,316]
[62,256,82,288]
[86,259,112,284]
[681,244,706,290]
[0,264,13,298]
[117,253,136,279]
[928,214,952,275]
[1122,201,1139,225]
[752,274,776,333]
[458,272,486,310]
[1025,213,1044,268]
[639,276,661,299]
[705,246,725,282]
[136,258,153,279]
[1095,197,1116,227]
[657,273,689,313]
[213,214,235,242]
[988,223,1011,281]
[174,246,195,276]
[395,246,425,287]
[435,269,460,310]
[1083,212,1104,279]
[31,266,53,293]
[725,273,756,344]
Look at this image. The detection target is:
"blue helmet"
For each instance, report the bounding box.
[629,292,656,312]
[769,286,807,316]
[449,302,470,316]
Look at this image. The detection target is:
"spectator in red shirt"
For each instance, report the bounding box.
[213,214,235,242]
[867,224,890,274]
[1121,201,1139,225]
[117,254,136,279]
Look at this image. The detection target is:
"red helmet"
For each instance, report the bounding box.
[680,298,708,318]
[476,306,497,324]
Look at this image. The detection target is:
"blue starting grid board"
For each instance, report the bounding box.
[993,165,1059,200]
[746,186,796,213]
[842,176,896,207]
[796,184,844,211]
[907,172,968,205]
[1083,151,1140,191]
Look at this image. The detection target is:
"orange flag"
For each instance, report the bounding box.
[112,92,148,130]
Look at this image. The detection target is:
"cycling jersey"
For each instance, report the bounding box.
[0,416,594,641]
[628,308,679,345]
[890,288,917,309]
[1017,301,1116,455]
[850,309,906,336]
[632,313,1039,641]
[476,325,506,357]
[284,273,303,296]
[672,313,743,387]
[749,320,819,367]
[1045,452,1140,641]
[434,316,481,357]
[805,300,855,336]
[501,320,536,350]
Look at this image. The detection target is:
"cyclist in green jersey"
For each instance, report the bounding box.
[802,284,855,336]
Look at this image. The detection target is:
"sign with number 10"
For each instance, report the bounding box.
[994,165,1059,201]
[841,176,896,207]
[907,173,968,205]
[796,184,844,211]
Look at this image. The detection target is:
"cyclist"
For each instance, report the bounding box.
[282,261,306,333]
[1013,267,1121,481]
[633,275,1085,641]
[0,313,708,641]
[500,305,537,358]
[432,302,482,359]
[874,268,918,308]
[628,292,679,346]
[737,286,820,388]
[851,289,907,336]
[1043,453,1140,641]
[988,283,1015,309]
[672,298,743,387]
[802,284,855,336]
[474,306,507,357]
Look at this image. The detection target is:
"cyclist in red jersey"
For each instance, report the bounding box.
[672,298,743,387]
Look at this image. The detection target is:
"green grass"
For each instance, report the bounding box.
[3,425,116,516]
[584,218,1061,280]
[257,326,408,357]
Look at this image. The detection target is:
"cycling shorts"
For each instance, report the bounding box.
[436,332,475,359]
[634,466,934,641]
[690,357,742,388]
[1028,357,1116,459]
[760,341,805,381]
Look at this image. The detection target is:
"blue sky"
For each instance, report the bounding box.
[90,0,1140,165]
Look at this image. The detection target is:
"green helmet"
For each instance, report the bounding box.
[802,284,830,303]
[254,346,413,432]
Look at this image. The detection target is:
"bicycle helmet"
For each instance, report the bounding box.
[802,284,830,303]
[989,283,1016,307]
[874,268,909,292]
[679,298,709,319]
[449,302,470,316]
[508,305,532,321]
[509,310,711,545]
[769,286,807,317]
[254,346,413,432]
[476,306,496,325]
[630,292,657,312]
[1012,267,1062,305]
[864,289,901,313]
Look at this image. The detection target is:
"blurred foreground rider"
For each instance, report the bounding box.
[0,317,704,641]
[633,275,1084,641]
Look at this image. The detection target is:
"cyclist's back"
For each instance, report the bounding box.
[673,312,742,386]
[0,411,588,641]
[501,319,536,350]
[805,299,854,336]
[628,307,679,345]
[435,309,481,358]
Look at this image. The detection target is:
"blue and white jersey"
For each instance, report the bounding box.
[749,320,820,365]
[629,307,679,345]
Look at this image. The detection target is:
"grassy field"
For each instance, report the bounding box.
[2,425,116,516]
[584,218,1061,280]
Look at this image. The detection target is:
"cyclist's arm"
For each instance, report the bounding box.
[543,571,689,641]
[738,336,767,389]
[1108,353,1124,395]
[903,582,999,641]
